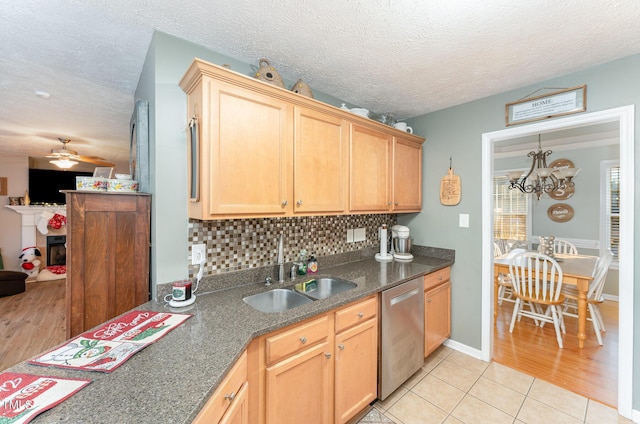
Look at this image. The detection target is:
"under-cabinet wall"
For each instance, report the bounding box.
[188,214,397,277]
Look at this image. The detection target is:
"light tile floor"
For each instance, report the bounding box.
[359,345,632,424]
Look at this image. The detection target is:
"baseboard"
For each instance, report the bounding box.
[631,408,640,423]
[442,339,484,361]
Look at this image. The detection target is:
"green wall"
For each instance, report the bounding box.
[403,54,640,411]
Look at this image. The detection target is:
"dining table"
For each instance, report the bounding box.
[494,252,598,348]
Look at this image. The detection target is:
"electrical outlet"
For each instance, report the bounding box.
[354,227,366,242]
[346,229,354,243]
[192,243,206,265]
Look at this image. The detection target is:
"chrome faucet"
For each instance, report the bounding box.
[291,262,303,280]
[277,234,285,283]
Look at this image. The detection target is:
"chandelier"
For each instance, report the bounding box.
[507,135,580,200]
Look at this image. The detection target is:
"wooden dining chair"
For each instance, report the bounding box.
[554,239,578,255]
[561,250,613,345]
[508,251,566,348]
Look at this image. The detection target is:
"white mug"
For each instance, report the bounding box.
[393,122,413,134]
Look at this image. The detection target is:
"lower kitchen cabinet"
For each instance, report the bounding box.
[193,351,249,424]
[266,341,333,424]
[424,267,451,357]
[334,298,378,424]
[248,295,378,424]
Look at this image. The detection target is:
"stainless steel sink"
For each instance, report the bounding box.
[243,288,313,313]
[295,277,357,300]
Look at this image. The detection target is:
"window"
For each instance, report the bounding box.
[494,174,529,241]
[601,160,620,262]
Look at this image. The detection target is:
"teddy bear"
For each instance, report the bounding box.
[19,246,42,278]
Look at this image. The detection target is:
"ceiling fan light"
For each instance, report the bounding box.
[50,159,78,169]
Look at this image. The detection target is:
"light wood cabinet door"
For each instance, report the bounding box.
[425,281,451,356]
[349,124,392,212]
[219,381,249,424]
[193,351,248,424]
[265,341,333,424]
[392,137,422,212]
[334,317,378,424]
[293,106,348,214]
[204,81,293,217]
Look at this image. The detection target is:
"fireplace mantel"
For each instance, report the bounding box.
[5,205,66,249]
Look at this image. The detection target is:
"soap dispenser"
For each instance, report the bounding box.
[307,254,318,274]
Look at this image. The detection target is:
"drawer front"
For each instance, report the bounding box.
[265,315,330,364]
[193,351,247,424]
[424,266,450,291]
[335,296,378,333]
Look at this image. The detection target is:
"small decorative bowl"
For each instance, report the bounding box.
[349,108,369,118]
[107,179,139,192]
[76,177,108,191]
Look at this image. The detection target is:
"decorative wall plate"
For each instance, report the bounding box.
[547,203,574,223]
[549,185,574,200]
[549,158,576,200]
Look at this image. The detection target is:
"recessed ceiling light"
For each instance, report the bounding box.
[35,90,50,99]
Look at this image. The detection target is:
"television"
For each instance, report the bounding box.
[28,168,93,205]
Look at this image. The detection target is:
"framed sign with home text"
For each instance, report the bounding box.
[506,85,586,126]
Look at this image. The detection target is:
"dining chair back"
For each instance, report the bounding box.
[493,242,502,258]
[561,249,613,345]
[554,239,578,255]
[508,251,566,348]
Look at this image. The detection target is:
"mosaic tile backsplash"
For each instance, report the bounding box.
[188,214,398,277]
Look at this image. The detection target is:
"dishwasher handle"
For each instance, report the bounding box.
[389,288,420,306]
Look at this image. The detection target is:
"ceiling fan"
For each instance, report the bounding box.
[46,138,115,169]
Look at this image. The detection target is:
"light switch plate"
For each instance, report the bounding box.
[459,214,469,228]
[354,227,366,242]
[346,229,354,243]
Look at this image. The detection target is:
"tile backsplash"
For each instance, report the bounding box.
[188,214,397,277]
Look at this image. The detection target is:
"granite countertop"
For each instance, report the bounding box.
[12,250,453,423]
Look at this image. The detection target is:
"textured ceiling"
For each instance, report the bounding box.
[1,0,639,168]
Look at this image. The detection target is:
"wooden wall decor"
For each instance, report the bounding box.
[0,177,7,195]
[547,203,574,223]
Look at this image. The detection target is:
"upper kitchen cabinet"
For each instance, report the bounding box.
[349,126,423,213]
[349,124,392,212]
[392,135,423,212]
[182,73,293,219]
[293,106,349,214]
[180,58,424,219]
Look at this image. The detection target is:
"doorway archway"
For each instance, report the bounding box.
[479,106,635,418]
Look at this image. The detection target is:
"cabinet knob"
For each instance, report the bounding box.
[387,201,392,206]
[224,392,236,402]
[427,298,432,303]
[300,336,307,344]
[296,200,303,206]
[394,202,399,206]
[281,200,288,207]
[338,344,345,350]
[325,353,332,359]
[438,276,443,281]
[357,312,364,318]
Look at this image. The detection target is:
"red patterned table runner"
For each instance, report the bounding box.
[29,311,191,372]
[0,372,91,423]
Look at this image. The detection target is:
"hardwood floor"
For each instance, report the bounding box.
[0,278,66,371]
[493,298,618,407]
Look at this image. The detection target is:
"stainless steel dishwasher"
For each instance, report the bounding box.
[378,276,425,400]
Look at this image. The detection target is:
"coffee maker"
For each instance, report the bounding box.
[390,225,413,261]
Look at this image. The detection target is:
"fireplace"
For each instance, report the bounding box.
[46,235,66,266]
